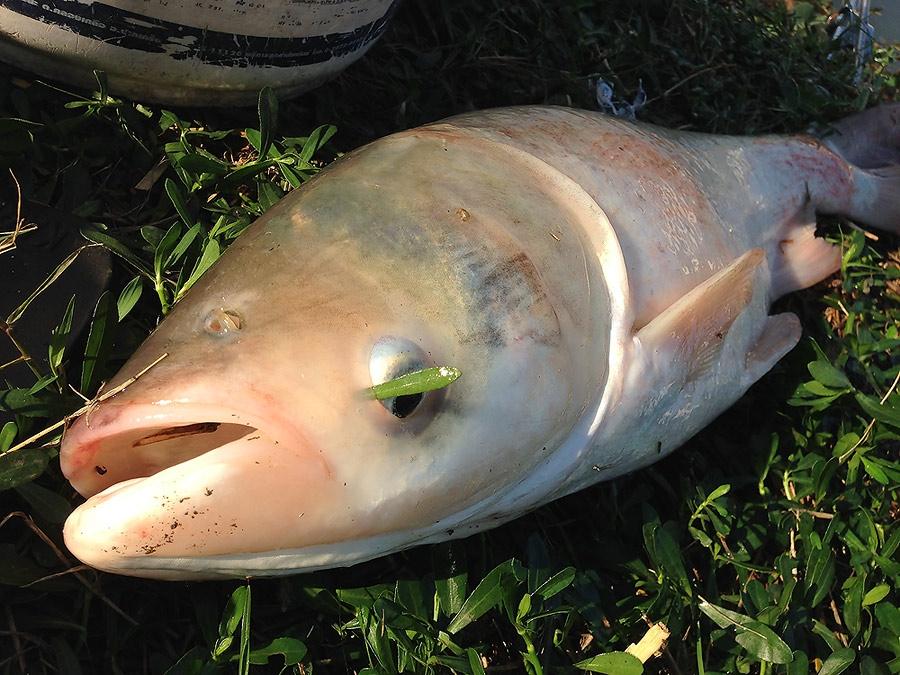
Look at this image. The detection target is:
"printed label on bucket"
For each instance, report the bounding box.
[0,0,397,67]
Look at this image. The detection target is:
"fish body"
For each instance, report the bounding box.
[60,105,900,579]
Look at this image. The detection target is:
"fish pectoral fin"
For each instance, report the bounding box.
[744,313,802,385]
[635,248,764,382]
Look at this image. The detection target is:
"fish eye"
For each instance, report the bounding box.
[387,392,424,419]
[369,337,431,419]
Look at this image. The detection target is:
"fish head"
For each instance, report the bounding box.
[60,128,625,578]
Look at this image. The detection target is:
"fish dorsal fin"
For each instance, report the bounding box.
[636,248,765,381]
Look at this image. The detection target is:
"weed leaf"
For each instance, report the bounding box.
[573,651,644,674]
[5,247,86,325]
[855,393,900,429]
[248,636,307,666]
[237,583,252,675]
[448,559,522,634]
[807,361,851,389]
[48,296,76,377]
[116,277,143,322]
[818,648,856,675]
[533,566,576,600]
[81,291,116,393]
[466,648,487,675]
[698,599,754,629]
[0,446,50,491]
[651,524,693,596]
[0,422,16,452]
[178,239,221,300]
[734,621,793,664]
[165,224,201,269]
[436,571,468,618]
[177,152,228,177]
[257,87,279,159]
[164,177,194,227]
[862,584,889,606]
[298,124,337,163]
[82,227,152,277]
[217,585,249,644]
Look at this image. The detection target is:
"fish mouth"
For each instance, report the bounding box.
[61,402,264,498]
[59,399,335,576]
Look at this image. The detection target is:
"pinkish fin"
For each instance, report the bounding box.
[637,249,763,382]
[744,313,802,385]
[767,222,841,299]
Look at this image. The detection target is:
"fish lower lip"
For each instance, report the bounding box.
[60,403,262,498]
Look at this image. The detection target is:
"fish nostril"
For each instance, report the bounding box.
[203,308,243,336]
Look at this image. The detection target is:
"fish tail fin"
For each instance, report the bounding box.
[821,104,900,168]
[820,104,900,234]
[848,165,900,235]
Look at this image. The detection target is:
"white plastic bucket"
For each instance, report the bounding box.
[0,0,397,105]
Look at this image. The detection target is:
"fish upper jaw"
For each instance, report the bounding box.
[60,399,300,498]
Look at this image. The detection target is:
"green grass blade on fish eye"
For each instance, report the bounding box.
[370,367,462,401]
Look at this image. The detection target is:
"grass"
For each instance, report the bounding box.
[0,0,898,673]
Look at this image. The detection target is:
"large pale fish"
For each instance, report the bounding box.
[60,105,899,579]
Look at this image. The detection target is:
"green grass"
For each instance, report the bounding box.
[0,0,898,673]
